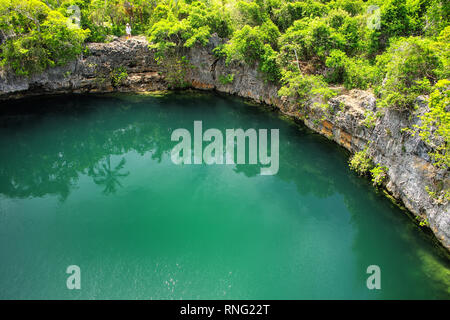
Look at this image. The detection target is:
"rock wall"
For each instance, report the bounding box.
[0,36,166,99]
[0,36,449,251]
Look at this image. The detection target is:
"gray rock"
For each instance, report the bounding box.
[0,36,448,251]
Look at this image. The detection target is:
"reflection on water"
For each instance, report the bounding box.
[89,156,129,195]
[0,92,448,299]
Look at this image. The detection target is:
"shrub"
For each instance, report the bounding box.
[325,49,347,83]
[223,23,281,82]
[370,165,388,186]
[380,0,412,38]
[161,55,191,89]
[0,8,89,76]
[218,73,234,85]
[224,25,263,64]
[425,185,450,205]
[278,10,365,73]
[111,66,128,87]
[349,147,373,175]
[326,9,362,55]
[259,19,281,50]
[259,44,281,82]
[344,58,379,90]
[278,17,344,67]
[278,70,336,107]
[415,216,430,227]
[272,0,327,32]
[147,1,233,59]
[424,0,450,36]
[361,110,377,129]
[327,0,365,16]
[147,17,182,60]
[413,79,450,169]
[377,37,445,110]
[325,49,379,89]
[236,0,266,26]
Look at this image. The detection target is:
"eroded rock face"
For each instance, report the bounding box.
[0,36,166,99]
[0,36,448,250]
[322,93,449,248]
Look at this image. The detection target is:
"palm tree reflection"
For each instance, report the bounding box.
[89,156,130,195]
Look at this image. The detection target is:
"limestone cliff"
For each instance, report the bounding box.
[0,35,448,251]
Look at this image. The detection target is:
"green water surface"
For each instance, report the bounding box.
[0,92,448,299]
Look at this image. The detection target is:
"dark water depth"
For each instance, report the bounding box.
[0,92,448,299]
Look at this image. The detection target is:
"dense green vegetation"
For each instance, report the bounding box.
[349,146,373,175]
[0,0,448,169]
[414,79,450,169]
[0,0,89,76]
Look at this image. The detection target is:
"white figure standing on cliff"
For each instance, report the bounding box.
[126,23,131,39]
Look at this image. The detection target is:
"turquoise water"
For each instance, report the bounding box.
[0,92,448,299]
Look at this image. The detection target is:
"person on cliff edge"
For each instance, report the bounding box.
[126,23,132,39]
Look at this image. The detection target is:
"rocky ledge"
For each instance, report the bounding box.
[0,36,166,98]
[0,35,449,251]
